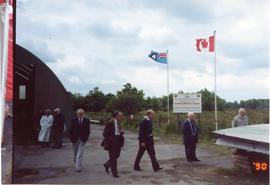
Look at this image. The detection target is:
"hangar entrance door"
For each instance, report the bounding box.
[14,64,36,144]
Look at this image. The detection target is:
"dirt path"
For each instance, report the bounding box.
[13,124,268,185]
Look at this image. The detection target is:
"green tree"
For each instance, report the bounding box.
[85,87,107,112]
[105,94,117,113]
[143,96,162,110]
[160,94,175,111]
[151,97,162,110]
[198,88,226,111]
[110,83,145,115]
[68,92,87,110]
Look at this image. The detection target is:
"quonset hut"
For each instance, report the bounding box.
[14,44,73,144]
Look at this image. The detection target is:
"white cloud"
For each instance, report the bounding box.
[16,0,269,101]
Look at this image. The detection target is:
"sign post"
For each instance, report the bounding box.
[173,93,202,113]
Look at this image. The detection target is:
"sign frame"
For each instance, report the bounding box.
[173,93,202,113]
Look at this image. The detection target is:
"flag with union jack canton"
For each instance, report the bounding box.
[148,51,168,64]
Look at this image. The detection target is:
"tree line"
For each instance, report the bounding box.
[67,83,269,115]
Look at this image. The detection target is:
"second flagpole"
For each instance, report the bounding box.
[167,50,170,125]
[214,31,217,131]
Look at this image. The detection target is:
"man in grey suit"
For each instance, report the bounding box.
[68,109,90,172]
[232,108,248,127]
[182,112,200,162]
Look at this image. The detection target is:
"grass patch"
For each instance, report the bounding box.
[86,109,268,154]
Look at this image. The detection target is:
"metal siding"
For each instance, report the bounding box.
[213,124,269,144]
[213,124,270,154]
[15,44,73,134]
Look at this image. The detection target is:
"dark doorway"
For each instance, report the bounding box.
[14,64,35,144]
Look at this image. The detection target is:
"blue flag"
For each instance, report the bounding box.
[148,51,167,64]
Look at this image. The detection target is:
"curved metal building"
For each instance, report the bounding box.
[14,44,73,144]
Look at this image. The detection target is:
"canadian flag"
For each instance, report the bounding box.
[196,35,215,52]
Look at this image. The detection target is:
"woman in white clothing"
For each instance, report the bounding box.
[38,109,53,147]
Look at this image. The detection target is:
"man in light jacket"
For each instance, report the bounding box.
[232,108,248,127]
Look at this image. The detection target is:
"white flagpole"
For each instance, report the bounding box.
[166,50,170,125]
[0,0,10,142]
[214,31,217,131]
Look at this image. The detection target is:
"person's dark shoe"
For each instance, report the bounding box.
[134,167,143,171]
[103,164,109,174]
[187,159,193,162]
[193,158,201,162]
[113,175,119,178]
[154,167,163,172]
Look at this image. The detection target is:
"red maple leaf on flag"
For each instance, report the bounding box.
[196,36,214,52]
[201,39,208,48]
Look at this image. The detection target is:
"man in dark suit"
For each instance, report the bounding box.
[182,112,200,162]
[134,110,162,172]
[103,112,124,178]
[52,108,65,149]
[68,109,90,172]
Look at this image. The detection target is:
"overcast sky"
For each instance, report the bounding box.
[16,0,269,101]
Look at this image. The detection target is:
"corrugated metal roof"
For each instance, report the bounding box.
[213,124,269,144]
[213,124,269,154]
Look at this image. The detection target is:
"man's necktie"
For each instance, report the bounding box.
[190,120,196,136]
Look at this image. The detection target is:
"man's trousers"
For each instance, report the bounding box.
[72,140,85,171]
[134,142,160,171]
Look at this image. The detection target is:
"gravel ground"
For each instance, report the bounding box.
[13,124,269,185]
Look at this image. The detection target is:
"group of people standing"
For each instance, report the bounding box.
[38,108,65,148]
